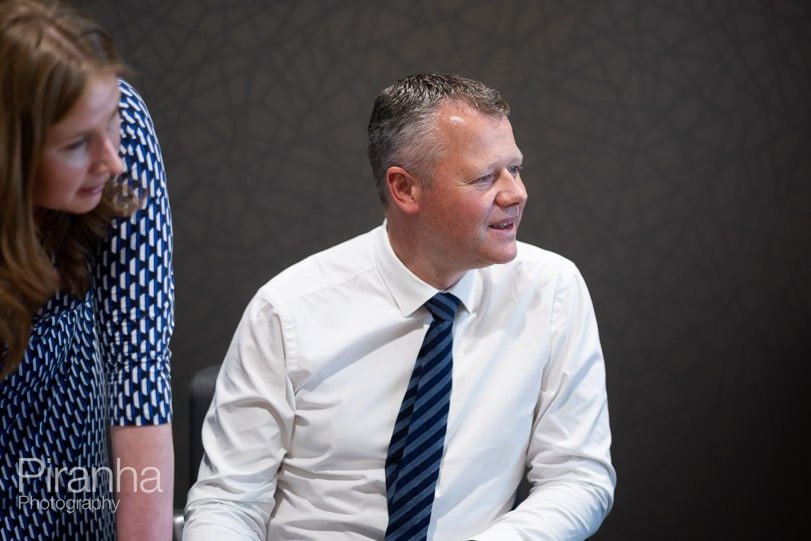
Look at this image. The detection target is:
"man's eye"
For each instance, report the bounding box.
[474,174,496,184]
[508,165,523,176]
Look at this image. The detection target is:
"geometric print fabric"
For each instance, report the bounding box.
[0,81,174,540]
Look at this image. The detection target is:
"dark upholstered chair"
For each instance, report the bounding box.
[173,363,221,540]
[187,364,221,486]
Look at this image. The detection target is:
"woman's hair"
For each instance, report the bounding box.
[0,0,136,378]
[367,73,510,205]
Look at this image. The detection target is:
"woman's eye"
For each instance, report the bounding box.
[64,137,89,152]
[107,110,121,136]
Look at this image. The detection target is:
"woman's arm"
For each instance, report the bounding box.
[112,424,175,540]
[96,80,176,538]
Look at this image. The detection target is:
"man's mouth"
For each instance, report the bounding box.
[489,219,516,231]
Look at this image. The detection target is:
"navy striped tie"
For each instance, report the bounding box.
[384,292,461,540]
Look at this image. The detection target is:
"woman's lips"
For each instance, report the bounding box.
[79,183,106,196]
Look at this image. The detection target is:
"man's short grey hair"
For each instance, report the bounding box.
[367,73,510,205]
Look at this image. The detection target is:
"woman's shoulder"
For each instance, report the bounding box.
[118,79,158,136]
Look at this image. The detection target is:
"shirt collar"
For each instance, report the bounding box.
[373,221,475,318]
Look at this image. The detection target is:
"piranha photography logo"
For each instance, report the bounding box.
[16,457,163,513]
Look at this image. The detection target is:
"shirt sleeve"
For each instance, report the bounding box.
[472,264,616,541]
[94,79,175,426]
[183,293,294,540]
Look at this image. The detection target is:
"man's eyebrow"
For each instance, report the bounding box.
[485,152,524,170]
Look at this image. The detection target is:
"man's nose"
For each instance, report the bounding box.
[496,170,528,207]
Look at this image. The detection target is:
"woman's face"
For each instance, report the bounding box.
[33,72,123,214]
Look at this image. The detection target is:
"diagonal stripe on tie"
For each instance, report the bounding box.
[384,292,461,541]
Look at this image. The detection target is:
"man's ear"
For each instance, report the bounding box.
[385,166,421,214]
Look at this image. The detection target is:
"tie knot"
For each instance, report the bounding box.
[424,292,460,322]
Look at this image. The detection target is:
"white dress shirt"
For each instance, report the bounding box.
[183,224,615,541]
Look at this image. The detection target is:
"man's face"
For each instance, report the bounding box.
[414,101,527,285]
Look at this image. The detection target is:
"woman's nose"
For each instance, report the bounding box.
[98,135,125,178]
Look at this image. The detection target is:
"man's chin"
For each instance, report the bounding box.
[480,244,519,267]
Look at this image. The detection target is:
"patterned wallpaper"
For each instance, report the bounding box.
[74,1,811,538]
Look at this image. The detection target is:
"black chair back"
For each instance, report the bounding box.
[188,364,221,485]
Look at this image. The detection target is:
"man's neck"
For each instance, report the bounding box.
[385,218,463,290]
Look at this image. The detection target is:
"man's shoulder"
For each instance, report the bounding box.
[476,240,585,292]
[478,241,589,306]
[255,228,378,302]
[507,240,579,276]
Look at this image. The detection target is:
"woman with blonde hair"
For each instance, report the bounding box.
[0,1,174,538]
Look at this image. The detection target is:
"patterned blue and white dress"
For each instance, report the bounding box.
[0,81,174,540]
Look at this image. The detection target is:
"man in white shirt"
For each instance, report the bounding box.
[183,73,616,540]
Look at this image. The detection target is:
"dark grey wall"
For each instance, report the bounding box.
[74,1,811,538]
